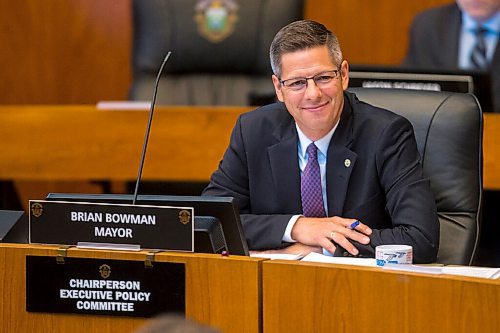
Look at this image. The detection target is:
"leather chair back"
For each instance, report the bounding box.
[350,88,483,265]
[130,0,303,105]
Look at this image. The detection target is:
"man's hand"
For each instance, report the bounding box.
[249,243,321,256]
[291,216,372,255]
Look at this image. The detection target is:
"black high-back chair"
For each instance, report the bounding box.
[129,0,303,105]
[350,88,483,265]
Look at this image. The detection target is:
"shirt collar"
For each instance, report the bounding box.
[296,121,338,158]
[463,10,500,34]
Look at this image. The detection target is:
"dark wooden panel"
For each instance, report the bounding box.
[305,0,452,64]
[0,0,132,104]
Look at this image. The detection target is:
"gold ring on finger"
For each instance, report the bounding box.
[330,231,337,240]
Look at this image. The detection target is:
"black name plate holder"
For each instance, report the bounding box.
[26,256,185,317]
[29,200,194,251]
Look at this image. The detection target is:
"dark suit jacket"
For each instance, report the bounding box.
[203,92,439,263]
[402,3,500,113]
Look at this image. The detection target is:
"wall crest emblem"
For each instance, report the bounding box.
[194,0,239,43]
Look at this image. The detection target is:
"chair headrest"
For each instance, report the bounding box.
[132,0,304,75]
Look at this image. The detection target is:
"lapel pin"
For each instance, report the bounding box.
[344,159,351,167]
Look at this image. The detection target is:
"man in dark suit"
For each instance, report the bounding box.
[402,0,500,112]
[203,20,439,263]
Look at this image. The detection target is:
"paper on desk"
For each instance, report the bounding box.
[383,264,500,279]
[250,253,304,260]
[301,252,378,267]
[382,263,443,275]
[442,266,500,279]
[96,101,151,110]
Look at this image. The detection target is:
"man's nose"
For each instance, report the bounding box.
[304,78,322,98]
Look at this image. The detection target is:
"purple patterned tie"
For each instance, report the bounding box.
[301,143,326,217]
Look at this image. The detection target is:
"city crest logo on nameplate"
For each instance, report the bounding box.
[28,200,194,251]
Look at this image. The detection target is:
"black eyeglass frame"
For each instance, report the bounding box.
[279,68,342,90]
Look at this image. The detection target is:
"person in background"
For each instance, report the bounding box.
[203,20,439,263]
[402,0,500,112]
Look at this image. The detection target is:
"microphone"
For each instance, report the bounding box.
[132,51,172,205]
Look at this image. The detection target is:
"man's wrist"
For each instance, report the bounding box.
[282,215,302,242]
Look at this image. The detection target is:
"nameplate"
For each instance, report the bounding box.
[26,256,185,317]
[350,72,472,93]
[29,200,193,251]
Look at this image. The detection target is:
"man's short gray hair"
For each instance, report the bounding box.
[270,20,343,78]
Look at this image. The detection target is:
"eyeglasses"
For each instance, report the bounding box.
[280,69,341,92]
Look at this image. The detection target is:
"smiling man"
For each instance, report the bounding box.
[203,20,439,263]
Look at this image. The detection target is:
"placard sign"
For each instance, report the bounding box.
[26,256,185,317]
[29,200,193,251]
[349,71,473,93]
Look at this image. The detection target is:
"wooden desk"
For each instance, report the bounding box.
[1,243,499,333]
[483,113,500,190]
[0,105,498,188]
[263,260,500,333]
[0,244,262,333]
[0,105,250,181]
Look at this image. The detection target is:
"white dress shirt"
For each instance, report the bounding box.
[458,10,500,69]
[282,121,338,243]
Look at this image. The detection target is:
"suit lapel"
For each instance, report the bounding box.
[268,119,302,213]
[327,94,358,216]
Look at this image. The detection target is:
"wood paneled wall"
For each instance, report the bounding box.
[0,0,132,104]
[305,0,451,65]
[0,0,451,104]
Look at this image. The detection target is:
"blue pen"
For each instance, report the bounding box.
[348,220,360,229]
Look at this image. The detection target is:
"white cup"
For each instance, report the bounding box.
[375,245,413,266]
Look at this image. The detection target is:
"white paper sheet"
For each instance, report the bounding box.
[442,266,500,279]
[301,252,378,267]
[382,263,443,275]
[250,253,304,260]
[96,101,151,110]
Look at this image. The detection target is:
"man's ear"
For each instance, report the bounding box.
[340,60,349,91]
[272,75,284,102]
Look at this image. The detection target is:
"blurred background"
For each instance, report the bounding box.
[0,0,454,105]
[0,0,497,266]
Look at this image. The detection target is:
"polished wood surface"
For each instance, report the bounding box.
[1,244,499,333]
[0,244,262,333]
[263,260,500,333]
[0,105,250,181]
[0,105,498,190]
